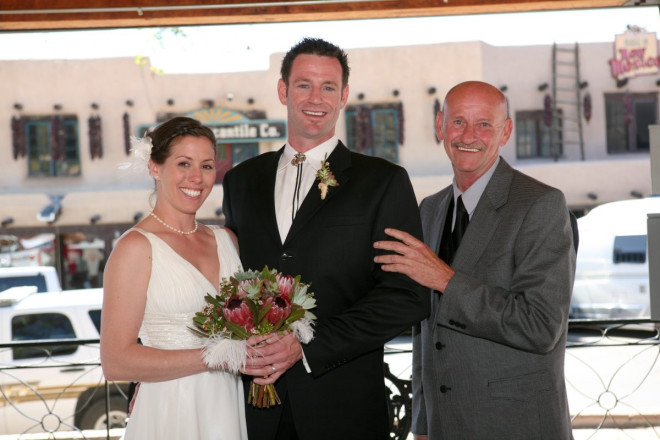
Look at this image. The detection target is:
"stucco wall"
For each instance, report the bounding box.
[0,39,655,227]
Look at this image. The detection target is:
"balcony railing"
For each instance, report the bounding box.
[566,319,660,439]
[2,321,660,440]
[0,339,128,440]
[383,320,660,440]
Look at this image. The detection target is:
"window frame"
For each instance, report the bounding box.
[25,115,81,177]
[605,92,658,154]
[515,109,562,159]
[345,103,401,163]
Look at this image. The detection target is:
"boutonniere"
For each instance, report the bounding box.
[316,154,339,200]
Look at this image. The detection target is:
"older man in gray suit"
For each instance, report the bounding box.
[374,81,576,439]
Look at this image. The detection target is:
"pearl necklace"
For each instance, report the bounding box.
[150,211,198,235]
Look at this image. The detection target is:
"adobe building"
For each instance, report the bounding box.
[0,30,656,287]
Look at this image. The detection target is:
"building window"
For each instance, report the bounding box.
[515,110,562,159]
[63,238,106,290]
[605,92,657,154]
[215,142,259,183]
[231,144,259,166]
[25,115,81,177]
[345,103,401,163]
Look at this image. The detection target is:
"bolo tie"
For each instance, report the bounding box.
[291,153,306,221]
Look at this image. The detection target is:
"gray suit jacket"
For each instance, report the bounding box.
[412,158,576,440]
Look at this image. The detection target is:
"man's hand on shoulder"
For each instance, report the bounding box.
[374,228,454,293]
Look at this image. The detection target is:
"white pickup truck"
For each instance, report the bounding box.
[0,286,128,435]
[0,265,62,293]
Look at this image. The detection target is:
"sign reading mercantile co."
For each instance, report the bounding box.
[137,119,287,144]
[139,106,288,144]
[210,120,287,143]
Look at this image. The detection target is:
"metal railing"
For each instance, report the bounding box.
[0,339,128,440]
[2,323,659,440]
[566,319,660,438]
[383,320,660,440]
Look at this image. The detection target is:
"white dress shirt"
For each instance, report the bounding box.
[273,136,338,373]
[274,136,338,243]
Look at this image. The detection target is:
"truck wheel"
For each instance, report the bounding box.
[79,396,128,430]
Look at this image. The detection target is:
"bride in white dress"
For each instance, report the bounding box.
[100,117,247,439]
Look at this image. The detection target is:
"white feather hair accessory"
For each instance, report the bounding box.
[117,135,153,173]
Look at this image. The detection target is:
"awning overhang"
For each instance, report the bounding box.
[0,0,632,31]
[0,186,226,229]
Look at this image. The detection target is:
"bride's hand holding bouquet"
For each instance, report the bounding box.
[244,331,304,383]
[190,266,316,408]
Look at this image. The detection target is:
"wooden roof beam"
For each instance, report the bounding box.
[0,0,630,31]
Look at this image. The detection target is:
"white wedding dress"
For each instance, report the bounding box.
[122,226,247,440]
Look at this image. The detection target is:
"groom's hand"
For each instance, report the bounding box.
[242,333,302,384]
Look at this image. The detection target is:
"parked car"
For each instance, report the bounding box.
[0,265,62,293]
[0,233,56,268]
[570,197,660,320]
[0,286,128,435]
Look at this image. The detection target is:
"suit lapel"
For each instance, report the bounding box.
[431,160,513,327]
[426,190,452,327]
[283,142,351,245]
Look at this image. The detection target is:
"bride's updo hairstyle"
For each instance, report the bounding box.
[147,116,217,165]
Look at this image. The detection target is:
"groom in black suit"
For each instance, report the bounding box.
[222,38,429,440]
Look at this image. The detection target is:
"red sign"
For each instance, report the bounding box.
[609,29,659,80]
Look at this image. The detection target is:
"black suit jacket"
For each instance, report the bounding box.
[223,142,429,440]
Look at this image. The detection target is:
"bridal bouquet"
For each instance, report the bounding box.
[191,266,316,408]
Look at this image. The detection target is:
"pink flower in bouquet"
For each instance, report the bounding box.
[263,294,292,325]
[275,274,295,297]
[237,280,257,298]
[223,296,255,332]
